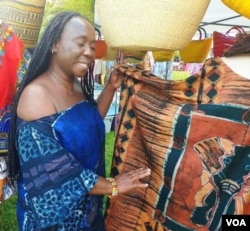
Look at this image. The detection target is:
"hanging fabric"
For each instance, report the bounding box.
[105,60,250,230]
[0,22,23,203]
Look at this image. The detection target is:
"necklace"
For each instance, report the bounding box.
[51,75,75,95]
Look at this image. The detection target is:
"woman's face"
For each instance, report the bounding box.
[53,17,96,78]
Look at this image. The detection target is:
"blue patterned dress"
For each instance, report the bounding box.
[16,100,106,231]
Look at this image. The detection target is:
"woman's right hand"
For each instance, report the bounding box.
[114,168,151,194]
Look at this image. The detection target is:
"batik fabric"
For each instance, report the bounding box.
[105,58,250,231]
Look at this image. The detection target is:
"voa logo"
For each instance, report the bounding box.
[226,219,247,227]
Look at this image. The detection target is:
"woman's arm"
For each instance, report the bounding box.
[96,68,122,118]
[17,121,98,228]
[89,168,151,197]
[17,120,150,228]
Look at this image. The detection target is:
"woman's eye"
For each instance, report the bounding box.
[77,42,84,47]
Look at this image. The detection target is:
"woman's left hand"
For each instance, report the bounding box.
[106,67,122,90]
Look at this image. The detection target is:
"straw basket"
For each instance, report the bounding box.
[123,50,147,64]
[0,0,46,48]
[39,0,95,39]
[96,0,211,51]
[179,28,213,63]
[222,0,250,19]
[153,50,175,62]
[102,48,118,61]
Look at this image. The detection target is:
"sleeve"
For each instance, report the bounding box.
[17,121,98,228]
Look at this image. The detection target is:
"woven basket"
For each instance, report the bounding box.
[222,0,250,19]
[102,48,118,61]
[39,0,95,39]
[213,26,246,57]
[0,0,46,48]
[123,50,147,64]
[180,28,213,63]
[153,50,175,62]
[96,0,211,51]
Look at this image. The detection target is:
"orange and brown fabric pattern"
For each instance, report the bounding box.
[105,58,250,231]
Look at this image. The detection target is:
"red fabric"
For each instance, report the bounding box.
[0,33,23,110]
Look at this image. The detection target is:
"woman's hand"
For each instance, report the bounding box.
[106,67,122,90]
[89,168,151,196]
[114,168,151,194]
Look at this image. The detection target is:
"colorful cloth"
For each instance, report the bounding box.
[0,22,23,203]
[0,23,23,109]
[17,100,106,231]
[105,58,250,231]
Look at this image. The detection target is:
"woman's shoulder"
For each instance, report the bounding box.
[17,80,57,121]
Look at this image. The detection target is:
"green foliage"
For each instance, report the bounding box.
[0,132,116,230]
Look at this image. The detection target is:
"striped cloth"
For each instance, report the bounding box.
[105,58,250,231]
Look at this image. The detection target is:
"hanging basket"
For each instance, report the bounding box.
[102,48,118,61]
[95,28,108,59]
[153,50,175,62]
[96,0,211,51]
[95,40,108,59]
[179,27,213,63]
[123,50,147,64]
[38,0,95,39]
[213,26,246,57]
[0,0,46,48]
[221,0,250,19]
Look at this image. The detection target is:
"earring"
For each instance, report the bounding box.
[51,48,54,54]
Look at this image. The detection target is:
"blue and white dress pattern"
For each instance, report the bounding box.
[16,100,106,231]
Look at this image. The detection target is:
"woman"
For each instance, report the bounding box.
[8,11,150,231]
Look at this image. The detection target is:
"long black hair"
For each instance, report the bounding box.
[8,11,96,180]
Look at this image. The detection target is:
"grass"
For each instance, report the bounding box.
[0,194,18,231]
[104,131,116,177]
[0,132,116,231]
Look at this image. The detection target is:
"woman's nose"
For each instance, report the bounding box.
[83,44,95,58]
